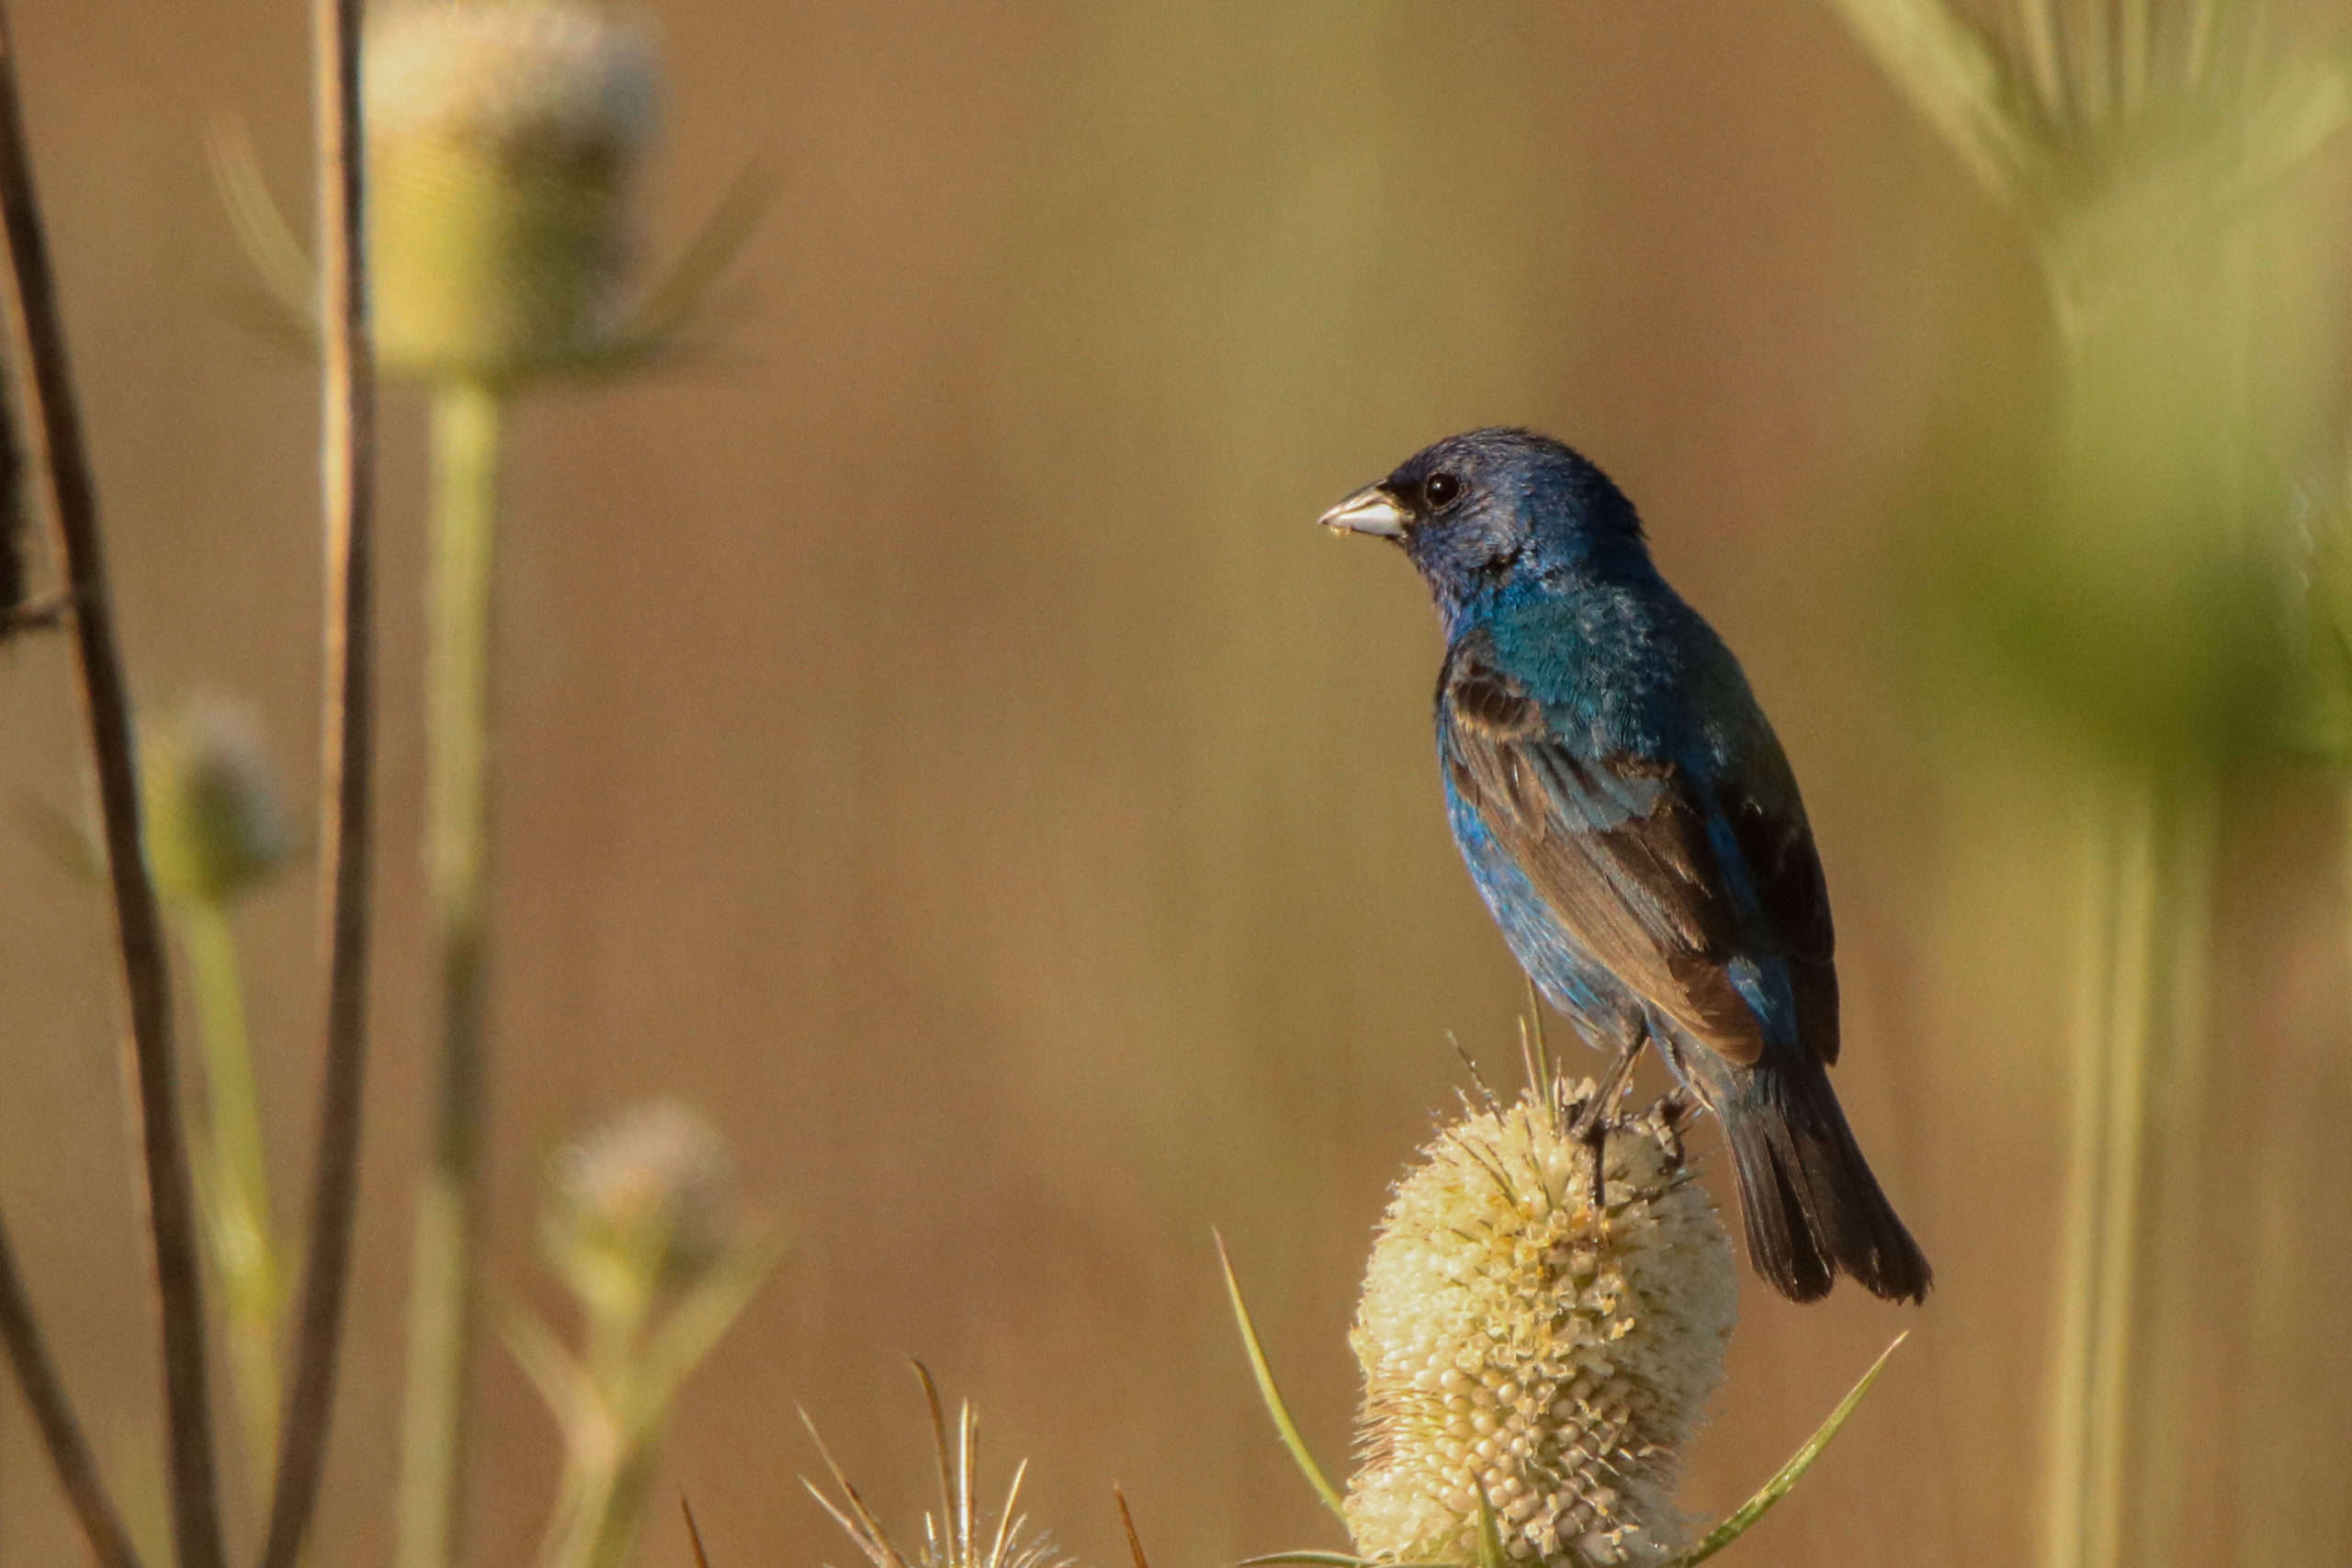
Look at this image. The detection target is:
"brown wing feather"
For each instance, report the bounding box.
[1441,637,1769,1066]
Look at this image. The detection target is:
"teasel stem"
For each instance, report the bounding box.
[0,9,225,1568]
[0,86,135,1568]
[176,899,286,1491]
[559,1346,662,1568]
[566,1303,650,1568]
[2043,773,2151,1568]
[2129,780,2216,1565]
[261,1,377,1562]
[2036,216,2235,1568]
[0,1217,141,1568]
[2042,768,2214,1568]
[536,1392,640,1568]
[530,1301,647,1568]
[397,377,506,1568]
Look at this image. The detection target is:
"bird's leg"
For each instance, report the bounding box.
[1577,1023,1648,1217]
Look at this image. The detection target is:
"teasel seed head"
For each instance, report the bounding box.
[1345,1086,1736,1568]
[549,1100,733,1313]
[365,0,663,383]
[140,694,294,908]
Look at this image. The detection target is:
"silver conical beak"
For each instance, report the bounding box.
[1318,483,1409,539]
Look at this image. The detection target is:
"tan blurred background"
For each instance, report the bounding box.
[2,1,2349,1565]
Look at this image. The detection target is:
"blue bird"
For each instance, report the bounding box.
[1322,428,1929,1303]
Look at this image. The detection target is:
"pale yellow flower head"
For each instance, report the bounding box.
[1346,1087,1736,1568]
[365,0,663,381]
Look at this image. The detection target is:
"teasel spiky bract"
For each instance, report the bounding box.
[804,1367,1072,1568]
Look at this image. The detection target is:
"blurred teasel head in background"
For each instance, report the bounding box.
[213,0,769,389]
[365,0,663,384]
[548,1099,735,1311]
[1829,0,2352,766]
[139,692,295,909]
[1826,0,2352,328]
[1344,1083,1736,1568]
[522,1101,775,1568]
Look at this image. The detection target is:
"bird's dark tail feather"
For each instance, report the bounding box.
[1722,1055,1931,1303]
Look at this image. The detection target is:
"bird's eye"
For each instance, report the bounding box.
[1421,472,1462,509]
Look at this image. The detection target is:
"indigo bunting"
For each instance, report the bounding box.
[1322,428,1929,1303]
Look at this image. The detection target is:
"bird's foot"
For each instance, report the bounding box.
[1571,1034,1644,1138]
[1573,1032,1647,1219]
[1583,1115,1611,1218]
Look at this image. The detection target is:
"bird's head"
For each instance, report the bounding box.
[1319,427,1649,625]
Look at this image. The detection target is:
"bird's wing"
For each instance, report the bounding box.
[1441,632,1838,1067]
[1714,754,1840,1063]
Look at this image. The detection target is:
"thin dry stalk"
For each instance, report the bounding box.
[0,10,225,1568]
[0,308,20,616]
[0,1214,141,1568]
[259,0,376,1562]
[1111,1485,1150,1568]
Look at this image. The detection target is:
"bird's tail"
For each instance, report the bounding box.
[1720,1052,1931,1303]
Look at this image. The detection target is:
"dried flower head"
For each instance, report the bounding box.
[365,0,663,381]
[140,694,294,908]
[550,1100,733,1305]
[804,1368,1070,1568]
[1346,1084,1736,1568]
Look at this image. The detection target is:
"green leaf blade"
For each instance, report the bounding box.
[1216,1233,1349,1527]
[1667,1332,1906,1568]
[1472,1487,1510,1568]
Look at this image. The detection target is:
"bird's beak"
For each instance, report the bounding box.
[1318,483,1409,540]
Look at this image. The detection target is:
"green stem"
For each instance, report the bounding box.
[2042,781,2120,1568]
[541,1294,650,1568]
[2130,779,2216,1568]
[176,900,285,1495]
[398,378,506,1568]
[580,1438,658,1568]
[2041,768,2213,1568]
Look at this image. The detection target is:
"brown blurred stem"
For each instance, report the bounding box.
[0,283,23,618]
[0,1216,141,1568]
[397,377,506,1568]
[0,10,226,1568]
[259,0,376,1562]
